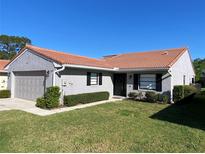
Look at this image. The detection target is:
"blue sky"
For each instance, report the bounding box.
[0,0,205,59]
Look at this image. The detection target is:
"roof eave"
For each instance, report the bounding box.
[117,67,170,72]
[63,64,117,71]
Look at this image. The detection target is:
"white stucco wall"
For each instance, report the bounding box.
[58,68,113,98]
[170,50,195,89]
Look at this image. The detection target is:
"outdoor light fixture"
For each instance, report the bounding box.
[46,71,49,77]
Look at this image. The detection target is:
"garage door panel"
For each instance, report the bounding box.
[14,71,46,101]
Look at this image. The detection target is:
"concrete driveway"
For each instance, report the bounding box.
[0,98,122,116]
[0,98,50,116]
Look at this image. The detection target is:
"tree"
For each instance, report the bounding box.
[0,35,31,59]
[193,58,205,82]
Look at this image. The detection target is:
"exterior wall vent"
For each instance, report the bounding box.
[162,51,169,55]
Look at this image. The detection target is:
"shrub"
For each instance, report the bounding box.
[0,90,11,98]
[128,92,138,98]
[36,86,61,109]
[200,90,205,95]
[157,91,170,104]
[64,91,109,107]
[173,85,199,103]
[173,86,184,102]
[44,86,61,109]
[183,85,198,97]
[36,97,46,108]
[145,91,158,103]
[161,95,169,103]
[128,92,143,100]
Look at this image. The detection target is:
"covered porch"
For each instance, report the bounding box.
[113,69,171,97]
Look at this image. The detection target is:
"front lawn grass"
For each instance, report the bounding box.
[0,100,204,152]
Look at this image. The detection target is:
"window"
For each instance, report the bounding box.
[87,72,102,86]
[139,74,156,90]
[90,73,98,85]
[183,75,186,85]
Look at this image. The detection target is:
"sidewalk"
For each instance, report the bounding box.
[0,98,123,116]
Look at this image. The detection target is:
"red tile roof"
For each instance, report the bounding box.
[6,45,188,70]
[0,60,10,71]
[25,45,112,68]
[104,48,187,69]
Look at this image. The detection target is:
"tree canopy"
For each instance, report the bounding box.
[0,35,31,59]
[193,58,205,81]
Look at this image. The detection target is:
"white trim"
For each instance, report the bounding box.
[0,70,8,73]
[53,62,62,68]
[63,64,117,71]
[63,64,169,72]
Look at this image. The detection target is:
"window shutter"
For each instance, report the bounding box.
[133,74,139,90]
[87,72,91,86]
[99,73,102,85]
[156,74,162,92]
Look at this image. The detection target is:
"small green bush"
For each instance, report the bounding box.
[36,97,46,108]
[64,91,109,107]
[0,90,11,98]
[173,86,184,102]
[157,91,170,104]
[44,86,61,109]
[161,95,169,103]
[36,86,61,109]
[145,91,158,103]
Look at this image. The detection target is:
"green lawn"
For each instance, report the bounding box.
[201,88,205,91]
[0,100,205,152]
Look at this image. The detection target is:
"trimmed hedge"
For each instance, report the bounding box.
[184,85,198,97]
[173,85,199,103]
[35,86,61,109]
[64,91,109,107]
[0,90,11,98]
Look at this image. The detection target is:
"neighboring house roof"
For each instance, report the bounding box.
[5,44,188,70]
[0,60,10,72]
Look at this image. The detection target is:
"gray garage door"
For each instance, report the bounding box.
[14,71,46,101]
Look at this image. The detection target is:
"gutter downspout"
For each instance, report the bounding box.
[53,65,66,105]
[53,65,65,86]
[167,69,174,104]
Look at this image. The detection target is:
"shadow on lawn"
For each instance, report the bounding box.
[150,94,205,131]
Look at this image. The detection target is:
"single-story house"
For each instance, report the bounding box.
[0,60,10,90]
[4,45,195,102]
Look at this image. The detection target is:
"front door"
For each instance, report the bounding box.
[114,73,127,96]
